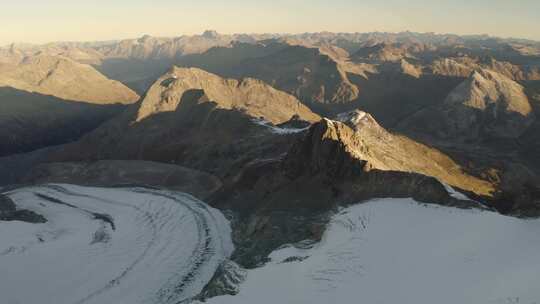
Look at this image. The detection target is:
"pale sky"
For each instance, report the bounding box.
[1,0,539,45]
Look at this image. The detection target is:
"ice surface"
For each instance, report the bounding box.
[0,184,233,304]
[203,198,540,304]
[251,118,309,134]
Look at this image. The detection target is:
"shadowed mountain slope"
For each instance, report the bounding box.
[0,54,138,103]
[0,54,139,156]
[40,67,319,176]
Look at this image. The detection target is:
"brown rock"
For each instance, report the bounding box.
[441,69,535,138]
[137,67,319,123]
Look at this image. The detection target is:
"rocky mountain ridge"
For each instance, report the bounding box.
[0,53,139,156]
[137,66,319,123]
[401,68,535,140]
[0,53,138,103]
[1,31,539,218]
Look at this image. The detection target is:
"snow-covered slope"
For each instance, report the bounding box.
[251,118,310,134]
[204,199,540,304]
[0,184,233,304]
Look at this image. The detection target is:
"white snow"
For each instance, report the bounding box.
[203,198,540,304]
[0,184,233,304]
[251,118,309,134]
[442,182,474,201]
[336,110,367,125]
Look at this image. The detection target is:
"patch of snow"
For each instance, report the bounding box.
[336,110,367,125]
[251,118,309,134]
[0,184,233,304]
[202,198,540,304]
[442,182,474,201]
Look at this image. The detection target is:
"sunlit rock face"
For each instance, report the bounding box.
[441,69,535,139]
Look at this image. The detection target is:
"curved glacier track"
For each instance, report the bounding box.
[0,184,233,304]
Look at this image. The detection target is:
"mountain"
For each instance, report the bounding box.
[0,54,138,103]
[0,31,250,95]
[91,31,269,94]
[430,57,475,78]
[36,67,319,177]
[204,109,499,268]
[317,111,493,195]
[0,88,129,157]
[212,110,494,215]
[2,30,540,304]
[4,31,536,103]
[229,45,360,107]
[441,70,535,138]
[404,68,535,139]
[176,41,290,75]
[4,31,538,68]
[201,198,540,304]
[177,41,360,112]
[11,68,497,206]
[429,56,540,81]
[0,54,139,156]
[94,32,234,60]
[351,43,416,62]
[136,67,318,122]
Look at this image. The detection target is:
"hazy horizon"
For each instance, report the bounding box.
[3,29,540,48]
[1,0,539,46]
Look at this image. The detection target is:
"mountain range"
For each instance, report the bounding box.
[1,30,540,303]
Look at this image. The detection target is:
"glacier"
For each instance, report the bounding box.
[202,198,540,304]
[0,184,233,304]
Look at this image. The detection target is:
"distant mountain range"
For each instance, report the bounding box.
[1,30,539,213]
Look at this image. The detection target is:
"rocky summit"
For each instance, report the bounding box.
[136,66,319,123]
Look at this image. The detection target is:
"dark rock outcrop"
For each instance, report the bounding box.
[197,260,247,300]
[0,194,47,223]
[0,194,16,212]
[491,163,540,217]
